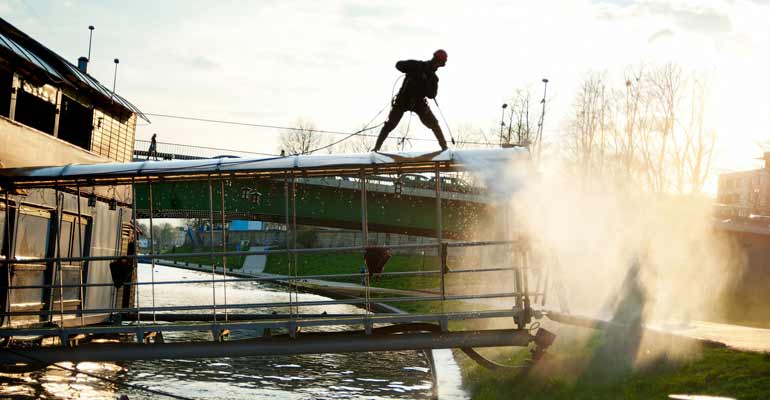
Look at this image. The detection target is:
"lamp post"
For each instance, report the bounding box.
[87,25,94,61]
[500,103,508,147]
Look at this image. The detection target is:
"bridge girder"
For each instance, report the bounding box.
[135,178,496,239]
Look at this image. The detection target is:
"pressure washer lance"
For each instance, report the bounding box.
[432,98,456,146]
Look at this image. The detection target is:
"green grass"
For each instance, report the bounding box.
[264,248,770,399]
[161,244,246,269]
[459,338,770,400]
[264,252,441,290]
[264,251,448,313]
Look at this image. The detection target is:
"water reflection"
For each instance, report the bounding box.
[0,264,436,399]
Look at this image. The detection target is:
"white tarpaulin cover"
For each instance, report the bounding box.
[0,148,529,185]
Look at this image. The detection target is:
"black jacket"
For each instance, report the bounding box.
[395,60,439,102]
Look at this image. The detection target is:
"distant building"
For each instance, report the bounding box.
[717,152,770,216]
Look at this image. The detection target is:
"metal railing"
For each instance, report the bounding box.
[134,139,276,160]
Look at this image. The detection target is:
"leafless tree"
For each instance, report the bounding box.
[504,85,550,164]
[679,75,716,193]
[279,119,321,155]
[563,64,716,194]
[452,123,490,149]
[339,127,377,153]
[564,73,612,178]
[505,89,538,147]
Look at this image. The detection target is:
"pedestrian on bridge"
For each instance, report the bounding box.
[147,133,158,160]
[373,49,449,152]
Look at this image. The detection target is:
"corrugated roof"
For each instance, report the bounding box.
[59,61,147,119]
[0,30,64,82]
[0,17,148,122]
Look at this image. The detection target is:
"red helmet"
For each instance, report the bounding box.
[433,49,448,63]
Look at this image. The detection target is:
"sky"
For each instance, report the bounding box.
[2,0,770,181]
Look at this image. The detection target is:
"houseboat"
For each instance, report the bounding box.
[0,17,146,328]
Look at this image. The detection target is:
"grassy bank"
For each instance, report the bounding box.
[265,250,770,399]
[458,330,770,400]
[461,347,770,399]
[264,251,449,313]
[160,244,246,269]
[264,252,441,290]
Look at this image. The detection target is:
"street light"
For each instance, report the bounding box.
[500,103,508,146]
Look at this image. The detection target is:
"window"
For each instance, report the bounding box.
[57,214,87,264]
[14,81,57,135]
[54,214,88,303]
[58,95,94,151]
[14,209,50,259]
[8,207,50,322]
[0,69,11,118]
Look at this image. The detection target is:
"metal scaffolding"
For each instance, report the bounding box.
[0,149,552,363]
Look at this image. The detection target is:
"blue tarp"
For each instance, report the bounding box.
[230,220,263,231]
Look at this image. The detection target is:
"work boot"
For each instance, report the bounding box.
[372,137,385,152]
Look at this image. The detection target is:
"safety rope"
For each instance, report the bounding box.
[297,97,391,155]
[432,99,456,145]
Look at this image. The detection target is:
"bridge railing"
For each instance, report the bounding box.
[134,139,277,160]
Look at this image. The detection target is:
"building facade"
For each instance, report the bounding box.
[717,152,770,217]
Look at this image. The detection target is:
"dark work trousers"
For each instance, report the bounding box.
[373,98,448,151]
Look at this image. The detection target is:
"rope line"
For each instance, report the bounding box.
[292,97,390,155]
[298,123,383,155]
[142,112,494,146]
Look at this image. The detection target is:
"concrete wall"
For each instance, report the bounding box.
[192,229,438,254]
[0,117,132,203]
[0,116,106,168]
[719,229,770,325]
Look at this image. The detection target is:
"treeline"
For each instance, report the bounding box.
[563,64,715,194]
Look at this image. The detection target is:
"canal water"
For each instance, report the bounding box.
[0,264,469,399]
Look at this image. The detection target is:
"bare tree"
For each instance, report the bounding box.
[339,126,377,153]
[679,75,716,193]
[279,119,321,155]
[453,123,491,149]
[564,64,717,194]
[564,73,612,178]
[505,89,538,147]
[617,66,645,179]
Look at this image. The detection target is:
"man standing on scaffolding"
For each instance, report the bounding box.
[373,49,449,152]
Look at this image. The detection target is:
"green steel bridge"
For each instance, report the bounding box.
[134,176,493,239]
[132,139,495,238]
